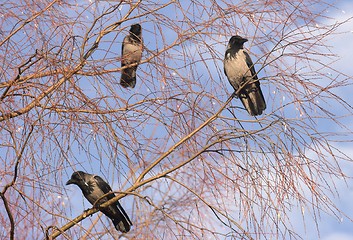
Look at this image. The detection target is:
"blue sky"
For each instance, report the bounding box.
[304,1,353,239]
[58,1,353,239]
[3,0,353,239]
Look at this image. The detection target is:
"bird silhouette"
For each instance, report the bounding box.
[120,24,143,88]
[224,35,266,116]
[66,171,132,233]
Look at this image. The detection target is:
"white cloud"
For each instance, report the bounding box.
[323,233,353,240]
[325,2,353,73]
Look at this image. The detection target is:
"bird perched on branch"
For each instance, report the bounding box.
[120,24,143,88]
[224,35,266,116]
[66,171,132,233]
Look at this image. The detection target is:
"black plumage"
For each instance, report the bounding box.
[120,24,143,88]
[66,171,132,233]
[224,35,266,116]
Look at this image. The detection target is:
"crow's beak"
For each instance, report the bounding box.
[241,38,248,43]
[66,179,74,185]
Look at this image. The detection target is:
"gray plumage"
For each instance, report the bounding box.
[66,171,132,233]
[120,24,143,88]
[224,35,266,116]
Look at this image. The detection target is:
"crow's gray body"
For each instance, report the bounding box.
[120,24,143,88]
[66,171,132,233]
[224,35,266,116]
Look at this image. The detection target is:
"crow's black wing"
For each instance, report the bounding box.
[244,51,258,80]
[223,49,231,77]
[121,36,127,66]
[93,175,116,200]
[94,176,133,232]
[121,40,124,56]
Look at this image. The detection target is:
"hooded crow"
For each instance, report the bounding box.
[224,35,266,116]
[66,171,132,233]
[120,24,143,88]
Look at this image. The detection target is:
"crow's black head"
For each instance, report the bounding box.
[129,24,141,36]
[66,171,87,186]
[228,35,248,48]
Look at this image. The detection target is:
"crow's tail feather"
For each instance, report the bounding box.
[120,67,137,88]
[240,86,266,116]
[112,217,132,233]
[105,202,133,233]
